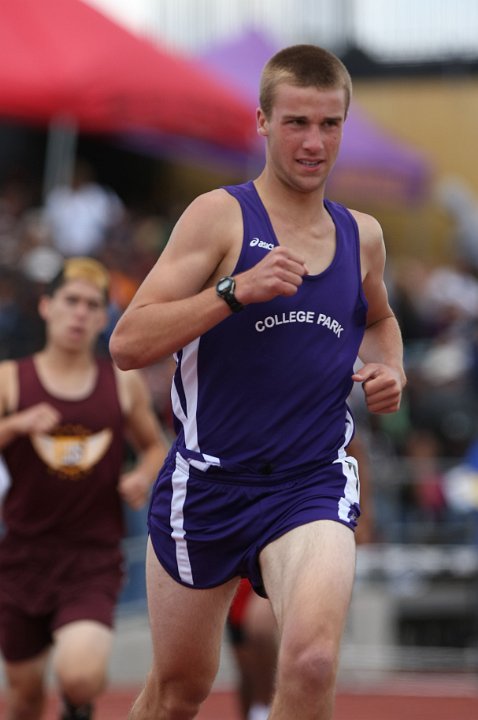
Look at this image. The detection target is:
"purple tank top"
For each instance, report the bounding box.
[171,181,368,478]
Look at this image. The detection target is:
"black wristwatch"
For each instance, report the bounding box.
[216,276,244,313]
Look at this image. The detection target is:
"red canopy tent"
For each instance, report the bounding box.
[0,0,255,151]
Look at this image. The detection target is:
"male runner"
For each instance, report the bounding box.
[111,44,406,719]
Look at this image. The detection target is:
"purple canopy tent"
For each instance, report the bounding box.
[198,29,432,205]
[123,28,431,204]
[330,105,431,205]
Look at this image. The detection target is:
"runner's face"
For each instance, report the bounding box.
[258,82,347,193]
[40,279,108,351]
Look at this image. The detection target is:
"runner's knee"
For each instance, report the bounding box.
[277,639,337,696]
[142,672,214,719]
[7,683,46,720]
[57,666,107,706]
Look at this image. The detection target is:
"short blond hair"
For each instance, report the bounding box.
[47,257,110,303]
[260,44,352,119]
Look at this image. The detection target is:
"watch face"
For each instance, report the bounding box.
[217,278,232,293]
[216,276,243,312]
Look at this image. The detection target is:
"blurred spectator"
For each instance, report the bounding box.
[44,158,124,257]
[0,167,37,227]
[19,245,64,286]
[420,264,478,332]
[388,256,435,343]
[0,268,21,360]
[437,176,478,272]
[406,265,478,458]
[6,246,64,360]
[403,430,448,540]
[443,438,478,544]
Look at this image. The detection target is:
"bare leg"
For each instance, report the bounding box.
[53,620,113,709]
[261,520,356,720]
[3,651,49,720]
[129,538,239,720]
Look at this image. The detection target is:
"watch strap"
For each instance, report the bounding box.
[216,276,244,313]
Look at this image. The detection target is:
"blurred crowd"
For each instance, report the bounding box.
[0,159,176,435]
[357,178,478,546]
[2,160,478,547]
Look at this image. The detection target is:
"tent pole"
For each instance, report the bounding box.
[42,117,78,202]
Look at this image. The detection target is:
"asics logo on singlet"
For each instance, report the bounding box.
[250,237,274,251]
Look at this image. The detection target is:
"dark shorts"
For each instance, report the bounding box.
[0,536,124,662]
[148,451,361,597]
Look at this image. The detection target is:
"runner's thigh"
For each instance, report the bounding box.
[146,537,239,682]
[259,519,356,643]
[4,650,49,697]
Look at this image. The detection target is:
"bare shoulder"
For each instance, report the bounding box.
[113,364,149,416]
[0,360,18,414]
[189,187,241,216]
[168,188,242,253]
[349,208,384,246]
[130,187,243,304]
[348,208,386,276]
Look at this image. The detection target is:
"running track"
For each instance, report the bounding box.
[3,677,478,719]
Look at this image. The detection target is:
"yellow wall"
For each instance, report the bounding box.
[164,77,478,264]
[341,77,478,263]
[354,77,478,195]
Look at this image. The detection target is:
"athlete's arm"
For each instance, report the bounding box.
[351,211,406,414]
[115,367,170,510]
[110,189,308,371]
[0,361,60,449]
[110,190,240,369]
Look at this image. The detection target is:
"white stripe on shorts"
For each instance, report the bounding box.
[170,453,193,584]
[335,455,360,523]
